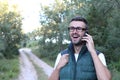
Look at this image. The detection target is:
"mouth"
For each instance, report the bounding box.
[72,34,80,38]
[70,32,85,45]
[71,34,83,45]
[71,34,81,41]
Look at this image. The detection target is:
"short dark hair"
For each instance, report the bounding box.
[70,16,88,29]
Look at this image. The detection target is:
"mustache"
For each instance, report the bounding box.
[71,33,80,37]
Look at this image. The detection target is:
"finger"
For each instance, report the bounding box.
[65,54,69,59]
[63,54,69,57]
[81,38,89,43]
[82,36,89,41]
[86,34,93,40]
[64,54,69,60]
[82,36,89,39]
[82,34,93,42]
[62,54,69,60]
[84,33,92,38]
[85,33,90,36]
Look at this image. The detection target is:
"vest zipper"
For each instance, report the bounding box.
[74,61,76,80]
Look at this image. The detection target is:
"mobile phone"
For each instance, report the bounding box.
[82,31,89,44]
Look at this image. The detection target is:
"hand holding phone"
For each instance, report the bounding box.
[82,33,96,53]
[82,31,89,44]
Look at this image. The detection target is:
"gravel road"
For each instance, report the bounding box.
[18,48,53,80]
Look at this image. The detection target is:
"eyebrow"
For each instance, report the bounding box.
[69,26,86,28]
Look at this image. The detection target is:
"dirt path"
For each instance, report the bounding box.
[18,48,53,80]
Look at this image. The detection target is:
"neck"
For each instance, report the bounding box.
[74,44,83,54]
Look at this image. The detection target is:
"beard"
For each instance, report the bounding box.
[70,33,86,46]
[72,39,83,46]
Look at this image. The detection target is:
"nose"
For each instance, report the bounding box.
[72,29,78,33]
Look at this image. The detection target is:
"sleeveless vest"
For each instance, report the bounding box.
[59,43,99,80]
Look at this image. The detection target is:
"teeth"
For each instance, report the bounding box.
[72,34,80,38]
[73,35,79,37]
[73,36,78,38]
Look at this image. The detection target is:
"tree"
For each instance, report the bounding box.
[86,0,120,71]
[38,0,95,60]
[38,0,70,60]
[0,1,24,58]
[38,0,120,71]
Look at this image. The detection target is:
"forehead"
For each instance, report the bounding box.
[69,21,86,28]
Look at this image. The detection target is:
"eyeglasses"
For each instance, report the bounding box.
[68,26,87,32]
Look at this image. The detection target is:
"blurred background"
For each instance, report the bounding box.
[0,0,120,80]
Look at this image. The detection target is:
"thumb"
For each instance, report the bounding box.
[64,54,69,57]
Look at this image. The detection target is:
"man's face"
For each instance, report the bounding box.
[69,21,86,45]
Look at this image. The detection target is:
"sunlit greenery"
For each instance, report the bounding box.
[0,0,120,80]
[0,1,24,80]
[0,0,24,59]
[0,58,19,80]
[27,0,120,79]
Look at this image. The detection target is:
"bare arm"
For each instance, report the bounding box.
[48,54,69,80]
[90,50,111,80]
[82,34,112,80]
[48,67,60,80]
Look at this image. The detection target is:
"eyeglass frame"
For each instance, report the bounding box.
[68,26,87,32]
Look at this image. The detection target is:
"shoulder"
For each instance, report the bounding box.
[96,50,101,55]
[54,53,61,69]
[98,52,107,66]
[98,52,106,59]
[60,48,68,55]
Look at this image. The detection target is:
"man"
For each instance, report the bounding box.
[48,16,111,80]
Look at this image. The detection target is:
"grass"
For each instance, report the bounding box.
[31,47,55,67]
[111,70,120,80]
[0,58,19,80]
[31,60,48,80]
[41,58,55,67]
[32,48,120,80]
[31,46,120,79]
[25,51,48,80]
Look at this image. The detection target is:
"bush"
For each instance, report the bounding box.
[108,61,120,72]
[0,52,5,59]
[0,58,19,80]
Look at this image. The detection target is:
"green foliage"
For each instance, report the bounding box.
[27,40,39,48]
[108,61,120,80]
[108,61,120,72]
[0,58,19,80]
[38,0,120,69]
[37,0,71,60]
[32,61,48,80]
[87,0,120,72]
[38,40,68,60]
[111,71,120,80]
[31,47,55,67]
[0,1,24,58]
[0,52,5,59]
[24,0,120,74]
